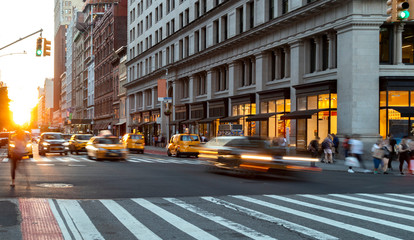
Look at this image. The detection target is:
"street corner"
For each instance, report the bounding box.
[0,199,22,240]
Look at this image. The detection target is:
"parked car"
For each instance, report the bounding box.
[196,136,320,175]
[38,132,68,156]
[121,133,145,153]
[7,131,33,158]
[85,136,128,160]
[0,132,10,147]
[167,134,200,157]
[68,134,93,154]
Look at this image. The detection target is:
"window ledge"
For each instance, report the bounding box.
[379,64,414,76]
[303,69,337,82]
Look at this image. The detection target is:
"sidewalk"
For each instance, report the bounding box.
[143,146,402,174]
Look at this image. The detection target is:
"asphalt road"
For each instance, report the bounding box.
[0,145,414,239]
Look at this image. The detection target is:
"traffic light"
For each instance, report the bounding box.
[387,0,410,22]
[35,37,43,56]
[397,0,410,20]
[43,38,51,56]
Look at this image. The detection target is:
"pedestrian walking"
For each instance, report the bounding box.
[398,137,410,175]
[308,136,320,158]
[9,129,30,187]
[347,134,370,173]
[387,134,397,171]
[321,135,334,164]
[332,133,339,154]
[342,135,351,158]
[371,139,386,174]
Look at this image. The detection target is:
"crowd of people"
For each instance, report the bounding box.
[308,133,414,175]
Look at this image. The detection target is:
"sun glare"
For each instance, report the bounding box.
[8,87,37,126]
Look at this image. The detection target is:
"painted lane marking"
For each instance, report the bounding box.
[233,195,402,240]
[165,197,275,240]
[266,195,414,233]
[56,200,104,240]
[386,193,414,200]
[132,198,219,240]
[202,197,338,240]
[100,200,162,240]
[48,199,72,240]
[331,194,414,212]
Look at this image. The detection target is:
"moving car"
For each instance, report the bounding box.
[0,132,9,147]
[167,134,200,157]
[38,132,68,156]
[68,134,93,154]
[121,133,145,153]
[7,131,33,158]
[85,136,128,160]
[197,136,320,175]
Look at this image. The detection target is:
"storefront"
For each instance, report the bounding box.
[200,99,227,139]
[171,105,188,134]
[247,88,290,141]
[282,81,337,149]
[379,77,414,141]
[220,94,256,136]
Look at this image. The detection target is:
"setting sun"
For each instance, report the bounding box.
[9,86,37,125]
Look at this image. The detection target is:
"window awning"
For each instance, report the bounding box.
[391,107,414,117]
[198,116,223,123]
[246,113,278,121]
[181,118,203,124]
[220,115,245,123]
[169,120,183,125]
[280,109,321,120]
[115,121,126,126]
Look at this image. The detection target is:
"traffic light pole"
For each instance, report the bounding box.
[0,29,43,51]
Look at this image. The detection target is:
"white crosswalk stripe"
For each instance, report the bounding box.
[47,193,414,240]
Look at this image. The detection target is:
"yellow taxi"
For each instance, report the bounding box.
[7,131,33,159]
[85,136,128,160]
[121,133,145,153]
[167,134,200,158]
[68,134,93,154]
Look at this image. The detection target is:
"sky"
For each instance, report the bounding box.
[0,0,54,125]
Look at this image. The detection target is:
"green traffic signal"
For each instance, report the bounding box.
[399,10,410,19]
[36,37,43,57]
[36,49,42,56]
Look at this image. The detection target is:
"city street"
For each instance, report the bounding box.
[0,145,414,239]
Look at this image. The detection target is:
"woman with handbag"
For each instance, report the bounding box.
[398,137,410,175]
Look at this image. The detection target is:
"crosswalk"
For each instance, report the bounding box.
[44,193,414,239]
[0,154,207,165]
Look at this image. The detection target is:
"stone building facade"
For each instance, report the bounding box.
[124,0,414,153]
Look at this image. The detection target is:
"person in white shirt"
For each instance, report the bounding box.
[347,134,370,173]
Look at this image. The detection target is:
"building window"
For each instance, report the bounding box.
[269,0,275,20]
[182,78,189,99]
[402,25,414,64]
[310,38,316,73]
[221,15,228,41]
[195,1,200,18]
[197,72,207,96]
[216,66,228,92]
[240,58,255,87]
[380,26,393,64]
[194,30,200,53]
[201,26,206,50]
[213,20,219,44]
[248,1,254,29]
[282,0,288,14]
[322,35,329,71]
[237,7,244,34]
[185,8,190,25]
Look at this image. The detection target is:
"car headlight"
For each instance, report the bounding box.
[63,142,69,146]
[26,143,32,148]
[42,142,50,146]
[9,143,15,148]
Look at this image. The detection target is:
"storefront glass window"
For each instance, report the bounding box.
[232,105,238,116]
[318,94,330,109]
[411,92,414,106]
[276,99,284,113]
[260,120,267,137]
[269,101,276,113]
[402,25,414,64]
[238,105,243,116]
[380,91,387,107]
[330,93,337,109]
[297,97,306,111]
[380,109,387,138]
[261,102,268,114]
[388,109,409,139]
[285,99,291,112]
[308,96,318,110]
[269,116,276,138]
[297,119,306,149]
[307,114,318,144]
[318,111,329,139]
[251,103,256,115]
[330,110,337,134]
[388,91,409,106]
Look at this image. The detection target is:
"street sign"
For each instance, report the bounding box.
[163,97,172,103]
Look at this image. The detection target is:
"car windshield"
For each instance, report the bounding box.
[77,135,92,140]
[97,138,120,144]
[180,135,199,141]
[10,133,31,141]
[45,134,63,140]
[130,135,143,140]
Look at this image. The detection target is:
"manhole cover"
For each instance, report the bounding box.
[36,183,74,188]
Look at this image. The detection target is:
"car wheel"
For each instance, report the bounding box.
[176,150,181,158]
[167,150,172,156]
[65,151,68,155]
[75,150,79,155]
[194,154,199,158]
[140,150,144,154]
[87,154,93,160]
[29,154,33,158]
